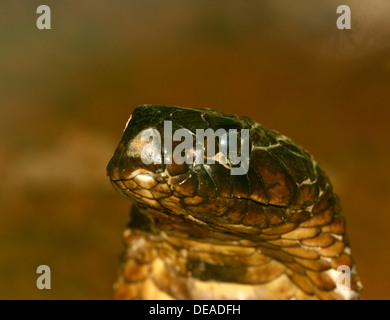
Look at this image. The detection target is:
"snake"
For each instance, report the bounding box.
[106,105,363,300]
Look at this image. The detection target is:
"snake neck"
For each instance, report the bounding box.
[114,204,362,300]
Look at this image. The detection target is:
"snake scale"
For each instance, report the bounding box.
[106,105,362,300]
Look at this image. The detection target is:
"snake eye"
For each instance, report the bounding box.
[165,140,191,176]
[167,161,188,176]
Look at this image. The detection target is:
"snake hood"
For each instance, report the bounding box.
[107,105,362,300]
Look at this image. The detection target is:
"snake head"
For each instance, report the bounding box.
[106,105,249,209]
[107,105,329,234]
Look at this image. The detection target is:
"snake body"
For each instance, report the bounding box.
[106,105,362,300]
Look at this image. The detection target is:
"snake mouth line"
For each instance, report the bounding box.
[111,176,292,210]
[108,171,315,239]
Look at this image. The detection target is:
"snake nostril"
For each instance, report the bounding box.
[119,165,134,180]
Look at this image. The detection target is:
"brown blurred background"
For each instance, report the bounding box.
[1,0,390,299]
